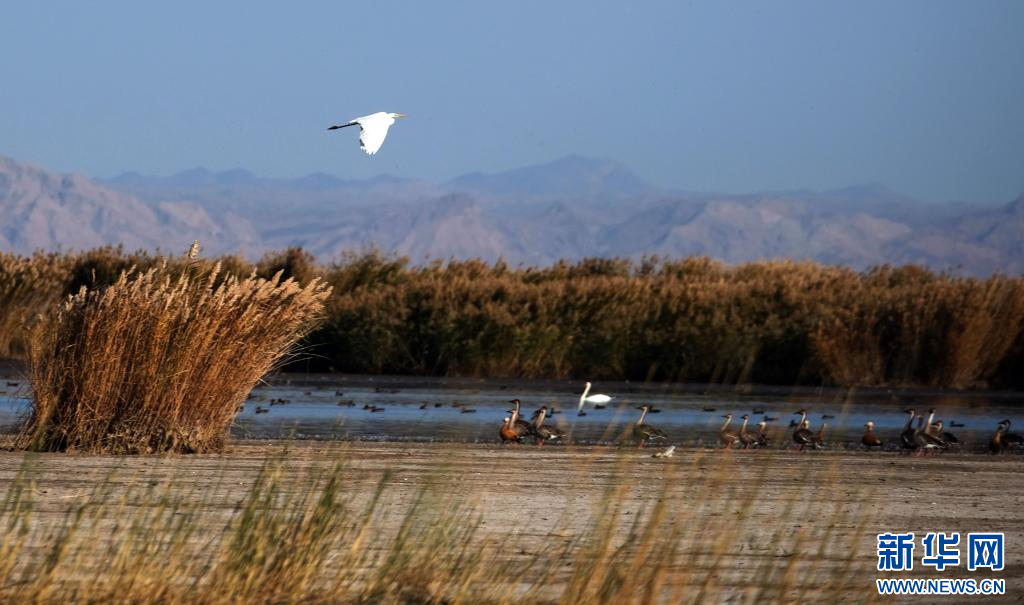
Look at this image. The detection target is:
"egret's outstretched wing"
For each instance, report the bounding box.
[356,113,395,155]
[327,111,400,155]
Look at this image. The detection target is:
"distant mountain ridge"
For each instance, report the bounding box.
[1,154,1021,275]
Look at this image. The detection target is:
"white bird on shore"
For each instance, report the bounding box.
[652,445,676,459]
[327,111,407,155]
[577,381,613,416]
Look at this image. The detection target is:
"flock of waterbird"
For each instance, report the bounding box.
[240,376,1022,455]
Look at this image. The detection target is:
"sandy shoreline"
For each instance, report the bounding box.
[2,440,1023,601]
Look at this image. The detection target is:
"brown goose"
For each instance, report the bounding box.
[507,399,533,440]
[992,419,1024,454]
[633,405,668,448]
[991,421,1008,454]
[531,407,565,446]
[930,420,959,448]
[751,420,770,448]
[912,413,947,455]
[719,414,739,449]
[737,414,757,449]
[499,416,522,444]
[861,421,883,449]
[899,408,918,452]
[792,409,814,451]
[814,421,828,448]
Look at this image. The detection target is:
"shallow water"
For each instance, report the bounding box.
[3,374,1023,451]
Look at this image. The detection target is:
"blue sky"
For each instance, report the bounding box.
[2,1,1022,202]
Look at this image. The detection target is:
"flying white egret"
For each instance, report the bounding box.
[327,111,407,155]
[577,381,613,415]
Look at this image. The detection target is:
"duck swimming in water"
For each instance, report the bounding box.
[862,421,883,449]
[576,382,613,416]
[633,405,667,448]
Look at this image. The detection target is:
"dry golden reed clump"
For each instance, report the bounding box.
[18,260,330,453]
[0,251,69,357]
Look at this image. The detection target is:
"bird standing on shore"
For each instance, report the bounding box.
[862,421,883,449]
[792,410,815,451]
[507,399,533,439]
[328,111,407,155]
[499,417,520,444]
[632,405,667,448]
[718,414,739,449]
[531,407,565,446]
[900,409,918,452]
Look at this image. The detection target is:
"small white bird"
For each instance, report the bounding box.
[652,445,676,459]
[327,111,407,155]
[577,381,613,416]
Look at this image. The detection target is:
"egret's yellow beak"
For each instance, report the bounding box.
[394,113,408,118]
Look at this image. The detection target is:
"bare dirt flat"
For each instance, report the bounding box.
[2,441,1023,602]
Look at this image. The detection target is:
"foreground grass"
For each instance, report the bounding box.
[0,443,905,604]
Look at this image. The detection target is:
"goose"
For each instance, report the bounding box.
[499,417,522,444]
[997,419,1024,451]
[792,409,815,450]
[912,413,947,455]
[507,400,533,440]
[719,414,739,449]
[633,405,667,448]
[991,421,1009,454]
[751,420,770,448]
[930,420,959,448]
[900,409,918,452]
[577,382,613,416]
[737,414,757,449]
[861,421,883,449]
[814,422,828,448]
[531,407,566,446]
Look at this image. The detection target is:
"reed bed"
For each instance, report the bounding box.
[0,445,881,604]
[18,260,330,453]
[1,249,1022,388]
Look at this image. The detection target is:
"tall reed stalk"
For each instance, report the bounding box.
[18,260,330,453]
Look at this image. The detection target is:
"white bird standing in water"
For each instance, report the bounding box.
[577,381,613,416]
[327,111,407,155]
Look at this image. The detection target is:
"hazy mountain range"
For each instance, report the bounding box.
[2,154,1022,274]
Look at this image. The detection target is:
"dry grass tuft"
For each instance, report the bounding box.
[18,260,330,453]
